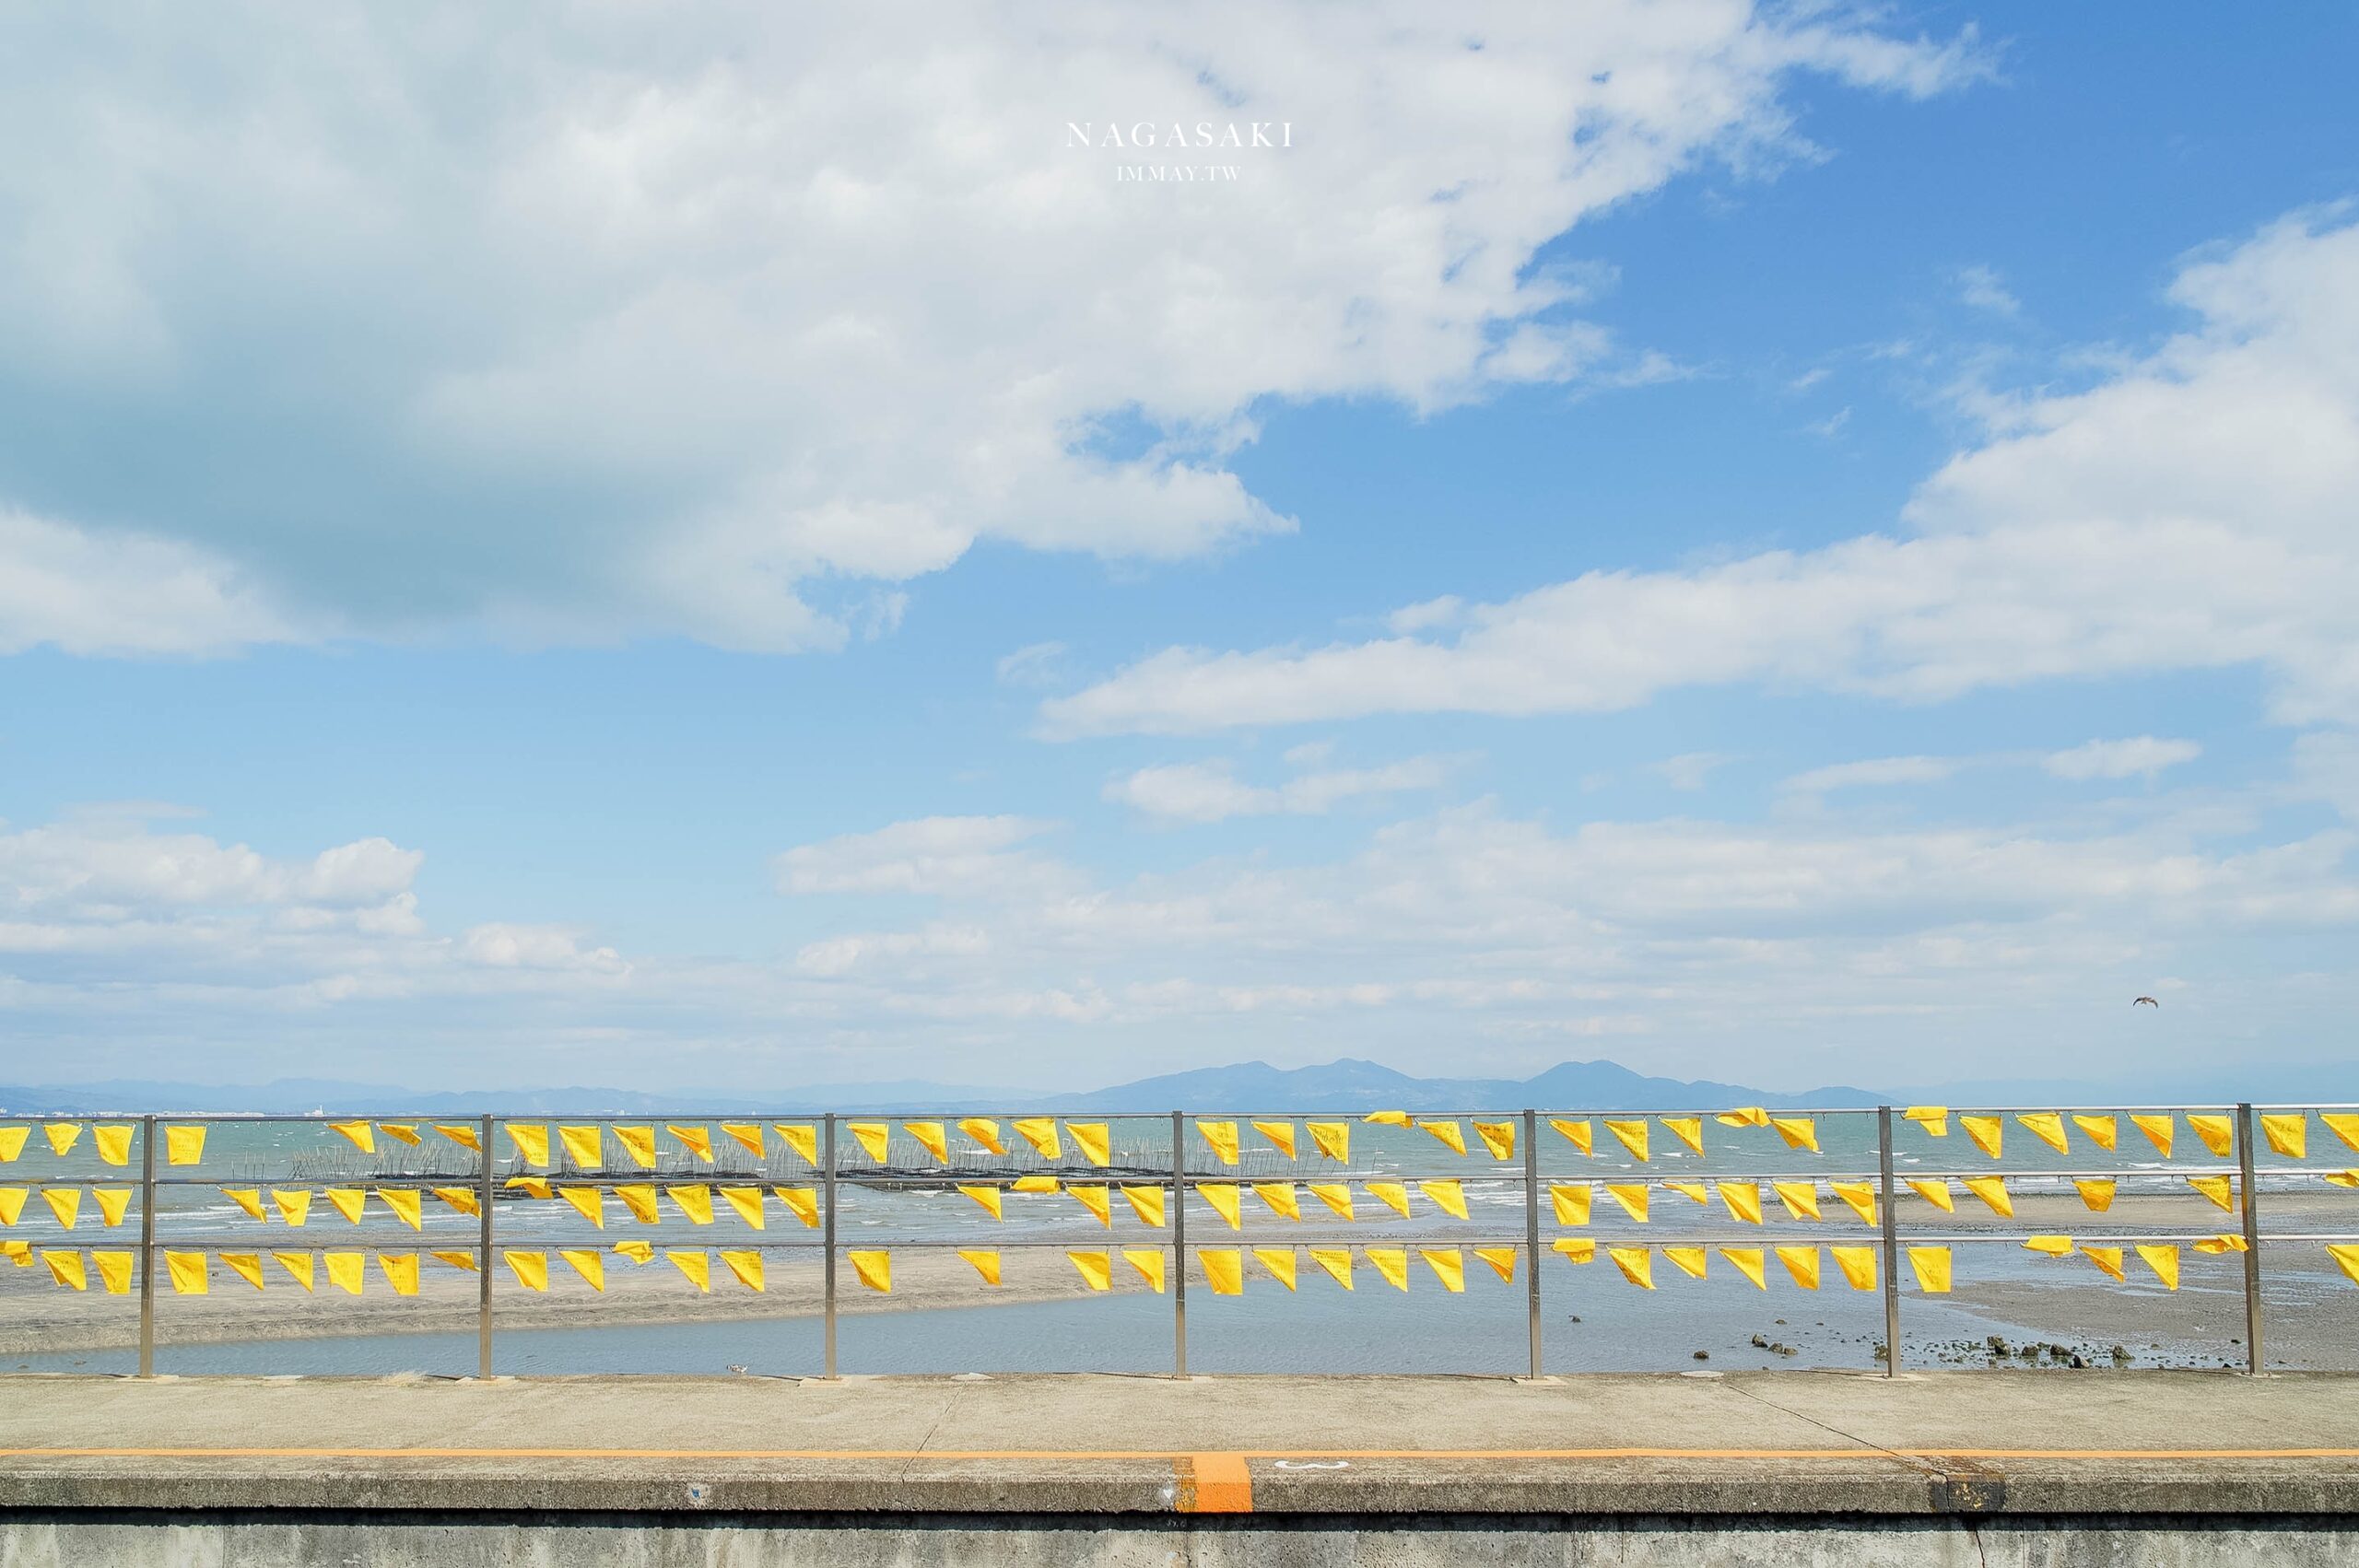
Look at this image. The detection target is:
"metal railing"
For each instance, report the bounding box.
[2,1100,2352,1377]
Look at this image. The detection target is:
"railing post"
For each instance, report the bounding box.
[2237,1102,2262,1375]
[1522,1107,1542,1379]
[476,1112,496,1378]
[1877,1106,1899,1376]
[136,1114,157,1378]
[823,1113,839,1380]
[1170,1109,1188,1377]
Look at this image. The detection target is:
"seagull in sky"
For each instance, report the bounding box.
[2132,996,2159,1008]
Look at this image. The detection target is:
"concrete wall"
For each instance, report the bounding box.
[6,1511,2359,1567]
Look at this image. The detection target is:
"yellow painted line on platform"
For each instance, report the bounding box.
[4,1445,2359,1462]
[1176,1453,1253,1513]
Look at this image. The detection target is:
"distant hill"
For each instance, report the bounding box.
[0,1057,1876,1115]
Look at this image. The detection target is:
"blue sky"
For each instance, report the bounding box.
[2,4,2354,1094]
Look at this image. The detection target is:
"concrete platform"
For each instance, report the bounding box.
[4,1372,2357,1563]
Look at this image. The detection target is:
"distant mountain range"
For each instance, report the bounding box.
[0,1058,1879,1115]
[7,1053,2349,1117]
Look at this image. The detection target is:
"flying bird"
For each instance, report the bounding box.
[2132,996,2159,1008]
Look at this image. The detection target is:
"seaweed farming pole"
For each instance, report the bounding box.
[2238,1102,2262,1375]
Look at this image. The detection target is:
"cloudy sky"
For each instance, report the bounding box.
[3,4,2355,1094]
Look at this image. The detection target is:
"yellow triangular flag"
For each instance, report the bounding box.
[958,1184,1003,1220]
[1197,1119,1240,1164]
[1962,1176,2013,1218]
[328,1120,375,1154]
[1717,1106,1772,1128]
[1011,1175,1060,1194]
[1474,1246,1518,1283]
[1201,1182,1244,1229]
[163,1125,205,1166]
[2189,1114,2234,1157]
[223,1188,265,1222]
[1665,1181,1708,1205]
[1772,1181,1820,1222]
[1367,1180,1412,1219]
[503,1250,548,1291]
[1253,1120,1297,1158]
[613,1126,657,1168]
[614,1183,659,1223]
[1473,1119,1518,1161]
[273,1250,316,1291]
[1012,1117,1062,1158]
[774,1123,819,1164]
[1419,1247,1464,1292]
[2261,1113,2306,1159]
[1066,1122,1110,1167]
[1200,1247,1244,1294]
[849,1249,892,1293]
[721,1249,765,1291]
[668,1249,710,1291]
[668,1124,714,1162]
[1777,1245,1821,1290]
[272,1188,312,1226]
[1603,1119,1649,1162]
[2193,1234,2248,1255]
[1252,1182,1298,1222]
[1552,1183,1592,1225]
[1363,1110,1411,1127]
[43,1123,84,1156]
[324,1188,366,1225]
[1069,1184,1111,1226]
[557,1186,605,1229]
[379,1122,421,1147]
[1365,1246,1409,1291]
[774,1187,820,1228]
[433,1249,482,1270]
[558,1126,604,1168]
[1832,1246,1876,1291]
[722,1123,767,1158]
[1719,1181,1763,1224]
[849,1121,892,1162]
[93,1250,135,1293]
[1551,1117,1593,1155]
[42,1250,87,1291]
[503,1124,547,1166]
[1123,1247,1165,1293]
[1306,1121,1348,1162]
[2072,1115,2118,1151]
[719,1186,767,1229]
[2137,1244,2180,1291]
[41,1188,80,1228]
[1309,1182,1355,1221]
[2330,1171,2359,1189]
[1609,1246,1653,1289]
[1605,1183,1649,1223]
[2079,1244,2125,1282]
[1121,1185,1167,1226]
[1255,1246,1300,1291]
[1661,1117,1704,1155]
[378,1253,420,1296]
[958,1248,1001,1286]
[1907,1178,1953,1212]
[1067,1250,1112,1291]
[2326,1244,2359,1286]
[1552,1237,1597,1263]
[1907,1246,1952,1293]
[377,1188,424,1231]
[324,1251,366,1294]
[1961,1115,2003,1159]
[434,1123,481,1151]
[2074,1178,2115,1212]
[166,1250,210,1294]
[0,1127,23,1163]
[2017,1113,2069,1154]
[2188,1175,2234,1211]
[505,1176,551,1199]
[2322,1114,2359,1153]
[1720,1246,1767,1289]
[1418,1179,1467,1220]
[432,1187,480,1217]
[2023,1235,2073,1256]
[1771,1116,1819,1153]
[0,1187,24,1225]
[94,1188,132,1227]
[1309,1246,1354,1290]
[2131,1113,2176,1157]
[1902,1106,1949,1137]
[1829,1182,1877,1225]
[955,1117,1003,1156]
[1663,1246,1708,1281]
[669,1184,714,1224]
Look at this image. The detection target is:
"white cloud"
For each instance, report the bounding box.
[2044,736,2201,781]
[1957,263,2021,316]
[994,641,1071,688]
[1107,755,1449,823]
[1783,755,1964,792]
[771,815,1062,896]
[1652,753,1736,790]
[0,4,1981,657]
[1043,213,2359,736]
